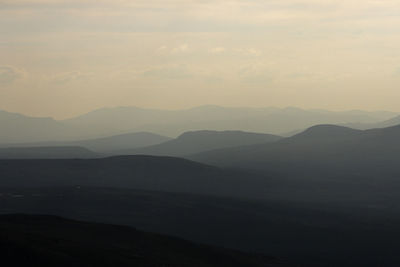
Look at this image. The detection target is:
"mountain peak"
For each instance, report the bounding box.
[292,124,361,140]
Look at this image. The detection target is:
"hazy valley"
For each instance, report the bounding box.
[1,106,400,266]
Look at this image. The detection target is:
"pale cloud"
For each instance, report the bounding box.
[0,66,24,85]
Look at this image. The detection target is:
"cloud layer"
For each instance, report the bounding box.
[1,0,400,118]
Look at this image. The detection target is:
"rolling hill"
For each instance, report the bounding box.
[114,130,282,157]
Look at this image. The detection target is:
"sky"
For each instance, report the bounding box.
[1,0,400,119]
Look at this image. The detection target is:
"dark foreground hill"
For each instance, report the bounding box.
[115,130,281,157]
[0,213,287,267]
[0,146,99,159]
[2,187,400,267]
[0,155,269,199]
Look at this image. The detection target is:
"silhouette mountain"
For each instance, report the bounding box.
[114,130,282,157]
[0,214,287,267]
[0,146,98,159]
[4,132,171,153]
[3,187,400,267]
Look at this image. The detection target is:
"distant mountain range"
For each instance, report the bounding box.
[0,130,280,158]
[1,106,398,143]
[62,105,398,137]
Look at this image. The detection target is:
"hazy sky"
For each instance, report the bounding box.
[1,0,400,118]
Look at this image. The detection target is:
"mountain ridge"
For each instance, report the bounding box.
[113,130,282,157]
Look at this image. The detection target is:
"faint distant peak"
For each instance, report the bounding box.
[383,114,400,124]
